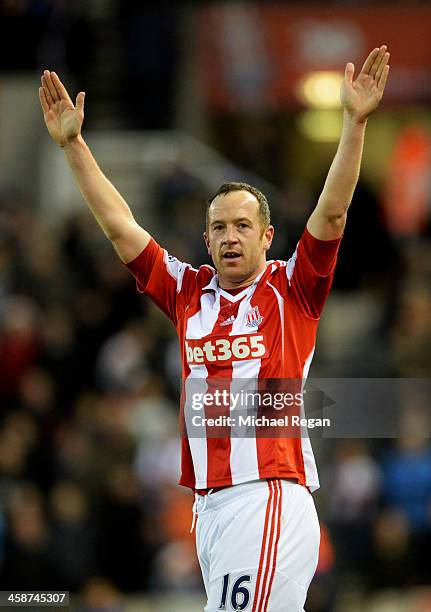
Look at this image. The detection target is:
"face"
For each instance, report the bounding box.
[204,190,274,289]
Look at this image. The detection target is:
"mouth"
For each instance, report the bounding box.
[222,252,242,265]
[222,251,242,261]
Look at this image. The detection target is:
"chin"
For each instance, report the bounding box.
[223,269,249,284]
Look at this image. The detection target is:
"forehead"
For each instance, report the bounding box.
[208,190,259,222]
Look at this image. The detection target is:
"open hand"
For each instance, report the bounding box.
[39,71,85,147]
[341,46,390,123]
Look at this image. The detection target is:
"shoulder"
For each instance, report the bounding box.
[196,263,217,286]
[265,259,289,276]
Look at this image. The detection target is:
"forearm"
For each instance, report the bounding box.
[317,110,367,219]
[62,135,135,241]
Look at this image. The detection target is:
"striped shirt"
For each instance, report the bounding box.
[125,227,341,492]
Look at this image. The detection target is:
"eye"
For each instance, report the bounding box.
[213,225,223,231]
[238,223,249,229]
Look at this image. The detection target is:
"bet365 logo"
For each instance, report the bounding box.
[185,334,266,364]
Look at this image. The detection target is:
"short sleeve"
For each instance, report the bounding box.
[124,238,197,325]
[285,227,342,319]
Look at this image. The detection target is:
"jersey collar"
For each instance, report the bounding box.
[202,265,268,295]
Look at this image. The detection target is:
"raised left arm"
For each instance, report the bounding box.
[307,45,390,240]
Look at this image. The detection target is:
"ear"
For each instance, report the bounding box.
[264,225,275,251]
[203,231,211,254]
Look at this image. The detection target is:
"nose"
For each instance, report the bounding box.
[222,225,239,245]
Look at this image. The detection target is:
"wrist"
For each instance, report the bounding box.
[343,109,368,127]
[61,134,84,150]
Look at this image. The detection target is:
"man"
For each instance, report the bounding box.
[39,45,389,611]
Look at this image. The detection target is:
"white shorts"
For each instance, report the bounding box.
[194,478,320,612]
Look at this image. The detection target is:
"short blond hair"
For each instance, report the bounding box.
[206,182,270,230]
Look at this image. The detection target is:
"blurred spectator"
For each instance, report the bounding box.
[0,410,39,483]
[95,321,152,394]
[376,411,431,587]
[153,165,209,266]
[78,576,125,612]
[307,524,336,612]
[0,483,51,589]
[37,306,77,412]
[147,487,201,593]
[372,507,411,589]
[47,481,97,590]
[391,282,431,376]
[98,464,157,592]
[0,295,40,401]
[325,441,382,579]
[125,375,177,443]
[129,375,181,491]
[17,367,56,418]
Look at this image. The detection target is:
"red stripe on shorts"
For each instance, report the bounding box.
[262,479,283,611]
[252,480,275,612]
[257,480,281,611]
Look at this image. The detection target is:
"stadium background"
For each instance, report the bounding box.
[0,1,430,610]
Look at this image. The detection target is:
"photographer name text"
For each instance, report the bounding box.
[191,415,330,429]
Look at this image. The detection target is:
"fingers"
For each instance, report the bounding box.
[377,64,390,93]
[51,71,73,104]
[360,48,379,74]
[345,62,355,84]
[75,91,85,114]
[41,75,55,107]
[38,87,50,113]
[40,69,78,112]
[42,70,60,102]
[375,51,390,83]
[369,45,387,78]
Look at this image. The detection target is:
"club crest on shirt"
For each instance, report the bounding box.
[245,306,263,328]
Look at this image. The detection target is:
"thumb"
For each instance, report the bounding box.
[75,91,85,113]
[345,62,355,84]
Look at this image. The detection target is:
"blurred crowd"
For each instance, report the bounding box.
[0,190,197,595]
[0,1,431,610]
[0,0,179,129]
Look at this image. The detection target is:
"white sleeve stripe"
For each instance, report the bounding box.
[286,247,298,283]
[163,250,196,294]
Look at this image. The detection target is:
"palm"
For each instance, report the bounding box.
[44,101,81,144]
[340,46,390,122]
[39,71,85,147]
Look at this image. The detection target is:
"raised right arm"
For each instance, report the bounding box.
[39,70,150,264]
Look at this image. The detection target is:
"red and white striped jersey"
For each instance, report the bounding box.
[125,228,341,492]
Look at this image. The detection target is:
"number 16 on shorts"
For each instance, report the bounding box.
[219,574,251,611]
